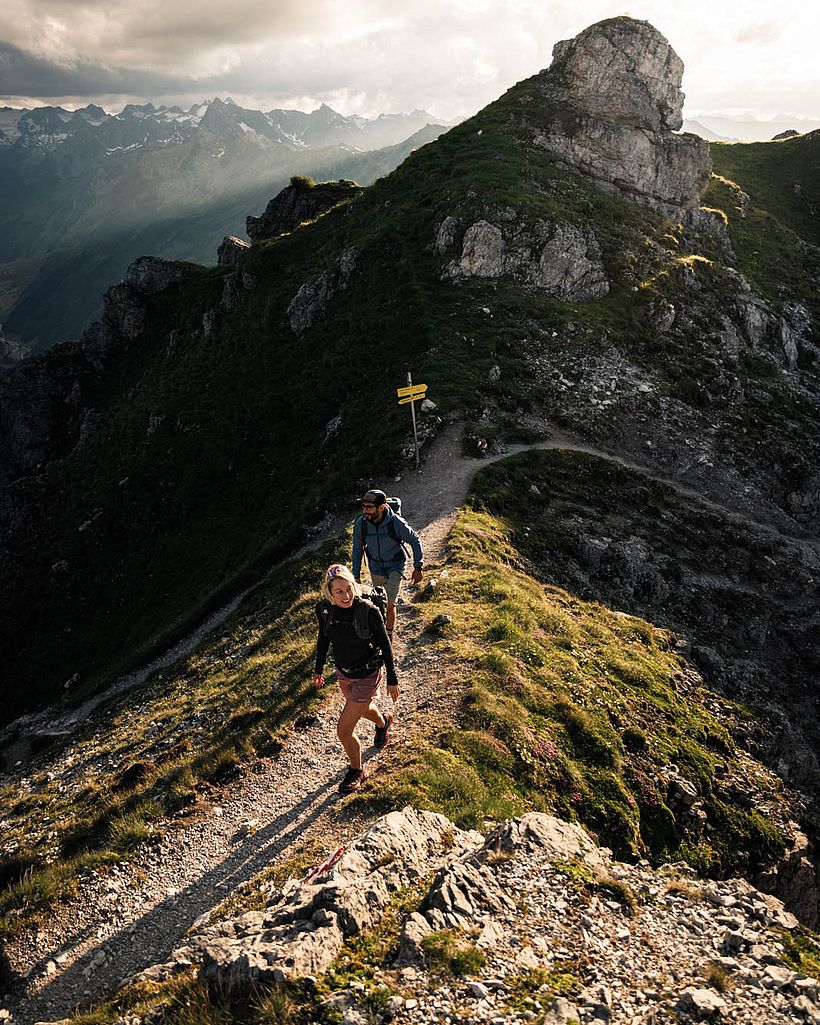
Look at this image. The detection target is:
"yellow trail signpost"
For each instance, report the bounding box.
[397,373,427,468]
[398,389,427,405]
[397,383,428,399]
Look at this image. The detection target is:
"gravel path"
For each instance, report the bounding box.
[7,424,814,1024]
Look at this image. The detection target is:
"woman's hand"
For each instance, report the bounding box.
[314,673,325,688]
[387,683,400,702]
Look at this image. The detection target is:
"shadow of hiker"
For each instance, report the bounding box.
[13,772,342,1022]
[0,937,23,1003]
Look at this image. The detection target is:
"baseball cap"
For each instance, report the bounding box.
[361,489,387,505]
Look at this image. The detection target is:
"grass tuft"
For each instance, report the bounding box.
[420,928,486,976]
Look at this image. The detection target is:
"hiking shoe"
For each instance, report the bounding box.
[338,766,368,795]
[374,712,393,750]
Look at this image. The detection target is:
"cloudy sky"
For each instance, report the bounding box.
[1,0,818,123]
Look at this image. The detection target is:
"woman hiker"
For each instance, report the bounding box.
[314,563,399,794]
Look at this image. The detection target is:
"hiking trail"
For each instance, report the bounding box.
[5,424,813,1024]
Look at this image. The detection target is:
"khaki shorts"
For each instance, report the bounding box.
[370,570,403,604]
[337,666,384,703]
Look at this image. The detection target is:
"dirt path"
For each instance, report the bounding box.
[7,425,815,1024]
[5,425,489,1024]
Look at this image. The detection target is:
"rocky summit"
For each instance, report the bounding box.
[529,19,711,218]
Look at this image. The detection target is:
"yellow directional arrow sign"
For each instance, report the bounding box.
[398,394,426,405]
[397,383,428,398]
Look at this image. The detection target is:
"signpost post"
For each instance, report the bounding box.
[396,372,427,469]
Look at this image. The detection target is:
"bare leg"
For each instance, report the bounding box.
[386,603,396,632]
[337,701,367,767]
[359,702,386,728]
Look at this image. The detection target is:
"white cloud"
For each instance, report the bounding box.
[1,0,818,121]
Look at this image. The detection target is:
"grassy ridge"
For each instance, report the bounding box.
[706,132,820,312]
[355,461,788,877]
[710,132,820,246]
[1,453,794,934]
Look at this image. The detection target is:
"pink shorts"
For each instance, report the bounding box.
[336,665,384,703]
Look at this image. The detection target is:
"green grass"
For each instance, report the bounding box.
[776,925,820,978]
[505,964,580,1011]
[352,461,788,875]
[63,974,310,1025]
[420,928,486,976]
[710,133,820,247]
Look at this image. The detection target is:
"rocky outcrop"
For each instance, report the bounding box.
[125,256,189,295]
[442,217,609,301]
[126,808,818,1024]
[221,270,258,312]
[533,18,711,218]
[217,236,250,266]
[754,827,819,928]
[0,256,190,482]
[287,246,360,335]
[247,177,362,243]
[131,808,482,988]
[714,287,815,370]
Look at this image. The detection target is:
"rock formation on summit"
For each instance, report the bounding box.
[533,17,711,219]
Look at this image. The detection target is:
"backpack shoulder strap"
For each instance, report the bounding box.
[353,598,374,641]
[385,512,411,555]
[319,599,335,636]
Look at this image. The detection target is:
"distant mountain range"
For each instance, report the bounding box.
[0,99,450,357]
[683,114,820,143]
[0,98,447,154]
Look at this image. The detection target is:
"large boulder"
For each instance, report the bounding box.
[125,255,190,295]
[138,807,484,989]
[444,218,609,301]
[533,17,711,218]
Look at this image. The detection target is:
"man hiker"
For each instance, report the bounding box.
[352,489,423,638]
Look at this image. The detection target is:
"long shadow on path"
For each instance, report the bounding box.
[17,775,341,1023]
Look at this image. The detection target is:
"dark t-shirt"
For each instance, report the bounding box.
[314,598,398,686]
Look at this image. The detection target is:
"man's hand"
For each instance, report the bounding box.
[314,673,325,688]
[411,567,423,584]
[387,683,400,703]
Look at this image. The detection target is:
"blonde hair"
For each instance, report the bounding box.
[321,564,361,603]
